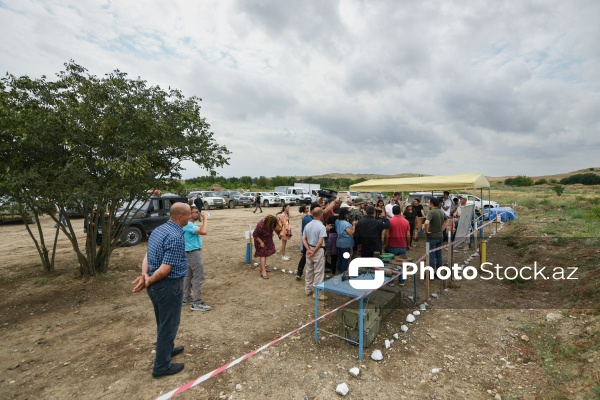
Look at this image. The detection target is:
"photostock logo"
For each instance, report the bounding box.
[344,252,385,290]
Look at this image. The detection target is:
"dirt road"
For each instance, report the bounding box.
[0,210,592,399]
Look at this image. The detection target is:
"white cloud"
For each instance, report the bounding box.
[1,0,598,179]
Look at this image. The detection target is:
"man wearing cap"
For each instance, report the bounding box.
[355,205,390,257]
[348,198,366,224]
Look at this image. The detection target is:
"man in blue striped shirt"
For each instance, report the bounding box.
[132,202,191,378]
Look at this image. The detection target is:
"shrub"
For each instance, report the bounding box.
[560,173,600,185]
[552,185,565,196]
[588,206,600,220]
[505,175,534,187]
[535,178,548,185]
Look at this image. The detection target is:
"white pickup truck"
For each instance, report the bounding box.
[258,192,282,207]
[452,194,499,213]
[274,191,297,205]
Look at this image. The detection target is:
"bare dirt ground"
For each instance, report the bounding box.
[0,209,597,399]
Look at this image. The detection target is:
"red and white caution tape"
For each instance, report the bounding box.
[157,220,497,399]
[155,289,378,400]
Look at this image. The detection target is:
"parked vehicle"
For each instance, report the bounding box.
[188,191,225,210]
[294,183,320,202]
[274,191,297,205]
[258,192,281,207]
[451,194,499,214]
[0,196,34,224]
[243,192,257,203]
[274,186,312,205]
[405,192,444,214]
[215,190,253,209]
[109,193,189,246]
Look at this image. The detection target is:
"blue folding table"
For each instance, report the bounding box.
[313,274,374,359]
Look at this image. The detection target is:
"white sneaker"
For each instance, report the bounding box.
[190,302,212,312]
[282,256,290,261]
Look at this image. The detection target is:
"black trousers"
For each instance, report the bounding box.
[296,248,306,277]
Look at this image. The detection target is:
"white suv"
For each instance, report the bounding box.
[188,191,225,210]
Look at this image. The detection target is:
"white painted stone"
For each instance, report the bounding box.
[385,339,391,349]
[336,382,350,396]
[349,367,360,377]
[401,325,409,332]
[371,350,383,361]
[393,333,399,339]
[431,368,441,374]
[406,314,416,323]
[413,310,421,316]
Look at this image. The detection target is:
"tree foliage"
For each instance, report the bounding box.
[504,175,534,187]
[0,61,230,275]
[551,184,565,196]
[559,173,600,185]
[184,175,367,191]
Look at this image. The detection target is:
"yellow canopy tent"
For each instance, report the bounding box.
[349,173,490,192]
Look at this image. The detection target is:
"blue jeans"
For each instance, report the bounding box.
[336,247,351,274]
[386,246,406,283]
[427,239,443,270]
[147,277,184,375]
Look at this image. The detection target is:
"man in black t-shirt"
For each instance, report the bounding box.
[412,198,426,242]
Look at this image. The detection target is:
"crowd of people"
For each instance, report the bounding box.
[131,190,469,377]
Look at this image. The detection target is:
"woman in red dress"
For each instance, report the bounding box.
[253,215,281,279]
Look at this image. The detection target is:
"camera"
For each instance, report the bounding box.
[317,189,338,200]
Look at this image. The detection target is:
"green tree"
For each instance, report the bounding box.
[560,173,600,185]
[0,61,230,275]
[551,184,565,196]
[256,176,269,188]
[504,175,534,187]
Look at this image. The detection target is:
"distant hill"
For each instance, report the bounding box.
[294,168,600,184]
[294,172,428,180]
[487,167,600,183]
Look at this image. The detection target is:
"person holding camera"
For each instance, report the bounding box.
[277,204,292,261]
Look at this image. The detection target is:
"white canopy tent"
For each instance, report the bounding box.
[349,173,490,192]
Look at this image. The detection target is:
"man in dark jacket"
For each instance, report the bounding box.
[194,194,203,212]
[355,205,390,257]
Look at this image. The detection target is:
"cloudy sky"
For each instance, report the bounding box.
[1,0,599,179]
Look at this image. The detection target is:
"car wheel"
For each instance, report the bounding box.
[228,201,235,209]
[121,226,143,247]
[220,205,225,209]
[263,200,269,207]
[295,199,301,205]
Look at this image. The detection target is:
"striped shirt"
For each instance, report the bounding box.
[147,220,188,279]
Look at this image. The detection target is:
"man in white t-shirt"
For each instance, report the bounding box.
[385,192,401,218]
[441,191,452,217]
